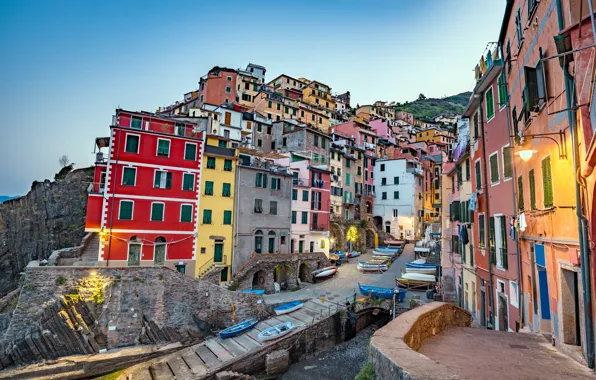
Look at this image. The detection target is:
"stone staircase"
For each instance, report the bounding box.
[77,232,100,265]
[118,298,340,379]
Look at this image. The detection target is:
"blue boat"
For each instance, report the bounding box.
[406,262,438,269]
[334,251,347,259]
[242,289,265,295]
[373,247,399,254]
[359,283,407,302]
[219,318,258,339]
[274,301,303,315]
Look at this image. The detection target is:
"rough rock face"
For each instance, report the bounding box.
[0,168,92,295]
[0,266,269,369]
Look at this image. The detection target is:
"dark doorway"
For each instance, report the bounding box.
[299,263,310,282]
[252,270,266,289]
[498,293,508,331]
[480,289,486,327]
[561,268,581,346]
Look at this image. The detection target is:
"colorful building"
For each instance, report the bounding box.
[198,66,238,107]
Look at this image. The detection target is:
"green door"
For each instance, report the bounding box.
[268,238,275,253]
[214,243,223,263]
[128,244,141,266]
[299,240,304,253]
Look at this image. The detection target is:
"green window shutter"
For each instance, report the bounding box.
[157,140,170,157]
[125,135,139,153]
[302,190,309,201]
[223,210,232,225]
[479,215,485,247]
[321,156,325,164]
[207,157,216,169]
[185,144,197,160]
[382,192,387,200]
[203,209,212,224]
[489,217,496,263]
[205,181,214,195]
[542,156,553,207]
[154,171,161,188]
[504,148,513,179]
[486,88,495,119]
[301,211,308,224]
[322,138,326,148]
[292,189,298,200]
[268,101,272,108]
[255,173,262,187]
[314,153,319,162]
[180,205,193,222]
[218,140,227,148]
[130,116,142,130]
[183,173,194,191]
[263,173,268,188]
[499,215,508,268]
[490,154,499,183]
[394,191,399,199]
[123,167,136,186]
[346,159,350,168]
[151,203,164,221]
[224,159,233,171]
[314,135,319,147]
[529,169,536,210]
[517,175,524,211]
[291,211,297,224]
[498,71,507,106]
[465,158,470,180]
[346,173,350,185]
[222,183,231,197]
[165,172,172,189]
[475,161,482,190]
[119,201,133,220]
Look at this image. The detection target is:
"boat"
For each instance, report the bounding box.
[372,251,396,260]
[373,247,398,255]
[358,284,408,302]
[347,251,361,258]
[358,261,388,272]
[396,288,408,302]
[406,261,437,270]
[410,258,427,265]
[329,253,340,261]
[396,272,436,289]
[401,272,436,282]
[334,251,347,259]
[273,301,303,315]
[242,289,265,295]
[312,266,337,279]
[257,322,295,341]
[219,318,258,339]
[404,266,437,275]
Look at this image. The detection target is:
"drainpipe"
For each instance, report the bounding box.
[556,0,594,368]
[478,93,495,329]
[500,43,524,331]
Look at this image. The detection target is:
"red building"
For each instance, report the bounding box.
[198,66,238,107]
[309,166,331,234]
[85,109,204,274]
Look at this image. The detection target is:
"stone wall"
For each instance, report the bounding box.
[0,168,93,296]
[0,266,269,369]
[232,252,330,293]
[369,302,471,380]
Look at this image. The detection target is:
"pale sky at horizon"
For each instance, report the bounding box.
[0,0,506,195]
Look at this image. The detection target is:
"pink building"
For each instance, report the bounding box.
[369,119,396,144]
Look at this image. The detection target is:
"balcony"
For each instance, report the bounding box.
[293,178,308,186]
[88,182,106,194]
[310,223,327,232]
[407,167,423,176]
[312,179,325,188]
[205,145,236,158]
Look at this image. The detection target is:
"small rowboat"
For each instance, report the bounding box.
[347,251,361,258]
[410,258,427,265]
[401,272,436,282]
[312,266,337,279]
[329,253,340,261]
[358,261,388,272]
[406,261,436,268]
[373,247,398,255]
[334,251,347,259]
[358,284,408,302]
[405,266,437,275]
[257,322,295,341]
[396,273,436,289]
[242,289,265,295]
[274,301,303,315]
[372,252,395,260]
[220,318,258,339]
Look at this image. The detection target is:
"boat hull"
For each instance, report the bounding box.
[258,322,295,341]
[274,301,303,315]
[314,268,337,278]
[401,272,436,282]
[347,251,361,258]
[404,267,436,275]
[396,278,435,289]
[358,263,388,272]
[220,318,258,339]
[242,289,265,295]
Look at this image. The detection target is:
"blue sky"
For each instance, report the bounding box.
[0,0,505,195]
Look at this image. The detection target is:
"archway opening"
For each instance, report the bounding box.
[274,264,290,290]
[299,262,311,283]
[373,216,383,231]
[252,270,266,289]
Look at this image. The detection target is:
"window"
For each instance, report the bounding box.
[207,157,216,169]
[182,173,195,191]
[223,210,232,225]
[175,123,185,136]
[473,113,479,139]
[185,143,197,160]
[271,177,281,190]
[130,116,142,130]
[255,172,268,188]
[394,191,399,199]
[180,204,193,222]
[498,70,507,107]
[301,211,308,224]
[271,141,276,150]
[475,161,482,191]
[394,176,399,185]
[154,170,172,189]
[357,167,362,175]
[314,135,319,147]
[226,75,232,81]
[125,134,140,153]
[393,209,398,217]
[205,181,214,195]
[381,164,385,171]
[381,178,387,186]
[257,124,262,132]
[151,203,164,221]
[222,159,233,172]
[291,211,297,224]
[506,40,512,73]
[503,147,513,179]
[283,137,287,146]
[225,86,231,93]
[157,139,170,157]
[267,126,272,134]
[523,64,546,113]
[489,153,499,184]
[322,138,326,148]
[464,158,470,181]
[268,101,272,108]
[346,173,350,185]
[529,169,536,210]
[276,103,281,111]
[302,190,309,201]
[542,156,554,207]
[255,230,263,254]
[257,139,262,147]
[478,214,485,247]
[218,139,227,148]
[517,175,524,211]
[270,201,278,215]
[515,8,524,48]
[485,87,495,120]
[346,159,351,168]
[254,199,263,213]
[222,183,231,197]
[292,189,298,200]
[203,209,212,224]
[119,200,134,220]
[122,167,136,186]
[382,192,387,200]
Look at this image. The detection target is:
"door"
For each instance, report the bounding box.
[480,289,486,327]
[299,240,304,253]
[312,213,318,229]
[310,241,315,252]
[154,243,166,266]
[268,237,275,253]
[225,112,232,125]
[498,294,508,331]
[214,243,223,263]
[128,243,141,266]
[535,244,551,320]
[291,239,295,253]
[385,225,390,233]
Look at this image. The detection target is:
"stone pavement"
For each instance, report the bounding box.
[419,326,595,379]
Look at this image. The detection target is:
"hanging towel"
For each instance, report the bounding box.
[469,193,477,212]
[519,213,527,232]
[461,225,469,245]
[509,217,517,240]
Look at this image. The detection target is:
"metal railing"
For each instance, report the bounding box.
[198,258,214,278]
[310,223,327,232]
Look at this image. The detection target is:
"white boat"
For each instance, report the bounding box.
[257,322,295,341]
[401,272,436,282]
[358,261,388,272]
[312,266,337,278]
[411,258,427,265]
[372,252,395,259]
[405,266,437,275]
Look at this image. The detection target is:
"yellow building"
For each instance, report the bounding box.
[195,135,237,283]
[237,73,261,108]
[252,91,331,132]
[302,81,336,112]
[416,128,455,145]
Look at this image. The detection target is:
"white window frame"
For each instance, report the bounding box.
[495,279,509,331]
[180,204,194,223]
[121,166,137,186]
[182,172,195,191]
[485,86,495,122]
[509,281,519,308]
[494,213,505,270]
[488,152,500,186]
[125,133,141,154]
[185,142,197,161]
[474,158,482,193]
[150,202,165,222]
[477,212,486,250]
[118,200,134,220]
[153,169,170,189]
[156,138,171,158]
[501,144,512,182]
[175,123,185,136]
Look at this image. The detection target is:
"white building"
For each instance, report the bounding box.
[201,103,243,144]
[373,158,424,240]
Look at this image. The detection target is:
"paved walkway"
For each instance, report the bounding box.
[263,244,426,306]
[419,326,595,379]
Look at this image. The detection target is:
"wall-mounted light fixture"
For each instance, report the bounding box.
[513,130,567,162]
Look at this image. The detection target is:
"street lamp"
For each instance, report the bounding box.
[515,149,538,162]
[512,130,568,161]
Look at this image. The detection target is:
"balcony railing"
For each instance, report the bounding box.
[310,223,327,232]
[87,182,106,194]
[293,178,308,186]
[312,179,325,188]
[406,167,423,176]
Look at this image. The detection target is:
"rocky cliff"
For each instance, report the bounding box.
[0,168,92,295]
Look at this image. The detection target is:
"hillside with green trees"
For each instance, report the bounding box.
[393,91,472,121]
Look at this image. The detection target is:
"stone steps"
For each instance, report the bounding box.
[80,233,100,262]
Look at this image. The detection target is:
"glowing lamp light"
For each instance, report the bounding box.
[515,149,538,162]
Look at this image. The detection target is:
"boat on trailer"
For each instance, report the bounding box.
[396,272,436,289]
[257,322,295,341]
[219,318,258,339]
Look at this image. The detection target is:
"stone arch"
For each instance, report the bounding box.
[365,228,376,248]
[330,222,345,251]
[273,264,290,289]
[373,216,383,231]
[252,270,266,289]
[298,262,312,283]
